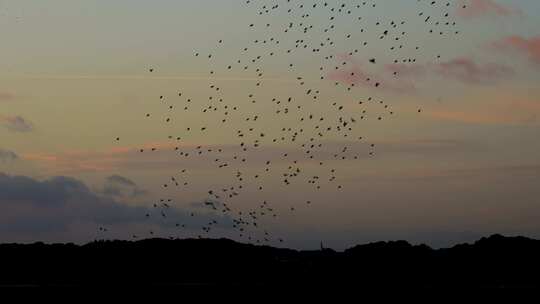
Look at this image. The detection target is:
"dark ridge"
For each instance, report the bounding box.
[0,234,538,288]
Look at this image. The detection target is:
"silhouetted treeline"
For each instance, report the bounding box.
[0,234,538,288]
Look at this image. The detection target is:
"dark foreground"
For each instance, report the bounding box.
[0,234,539,289]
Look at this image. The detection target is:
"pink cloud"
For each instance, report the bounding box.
[427,99,540,125]
[491,35,540,66]
[456,0,522,19]
[434,57,514,84]
[329,53,514,92]
[327,55,418,94]
[0,92,15,102]
[384,64,429,79]
[429,110,538,125]
[327,65,374,88]
[21,140,182,174]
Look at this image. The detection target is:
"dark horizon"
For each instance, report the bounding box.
[1,0,540,255]
[0,232,530,251]
[1,233,540,288]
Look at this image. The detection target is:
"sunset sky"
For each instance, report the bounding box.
[1,0,539,249]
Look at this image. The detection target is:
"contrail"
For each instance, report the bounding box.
[3,74,310,83]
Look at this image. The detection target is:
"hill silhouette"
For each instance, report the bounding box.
[0,234,538,288]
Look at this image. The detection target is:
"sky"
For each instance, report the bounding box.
[1,0,540,249]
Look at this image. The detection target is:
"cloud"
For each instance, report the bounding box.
[382,58,513,85]
[456,0,522,19]
[0,115,34,133]
[106,175,137,187]
[0,92,15,102]
[369,139,476,155]
[434,57,514,84]
[491,35,540,66]
[327,55,419,94]
[384,64,429,79]
[102,175,147,198]
[190,200,225,210]
[0,173,230,240]
[0,149,18,162]
[427,98,540,125]
[380,164,540,182]
[329,54,513,91]
[21,138,482,178]
[13,74,298,83]
[22,141,306,175]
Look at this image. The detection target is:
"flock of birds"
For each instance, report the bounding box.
[106,0,471,245]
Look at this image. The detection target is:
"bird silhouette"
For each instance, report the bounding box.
[107,0,470,246]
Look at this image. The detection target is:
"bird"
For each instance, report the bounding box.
[108,0,470,245]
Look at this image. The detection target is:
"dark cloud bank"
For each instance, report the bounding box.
[0,173,229,242]
[1,115,34,133]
